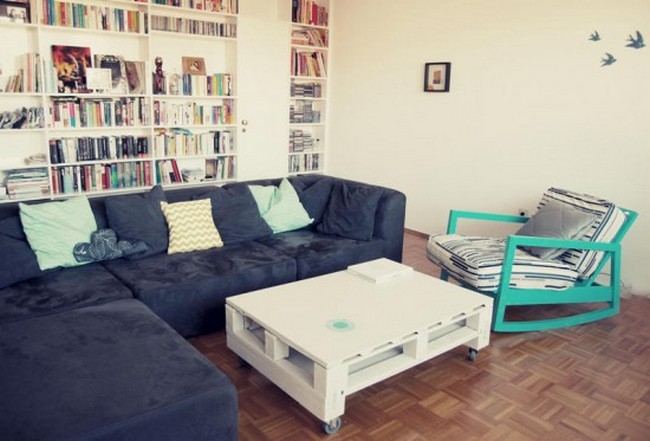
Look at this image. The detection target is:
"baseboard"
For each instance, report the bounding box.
[404,228,428,238]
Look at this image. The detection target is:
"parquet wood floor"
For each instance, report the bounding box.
[191,231,650,440]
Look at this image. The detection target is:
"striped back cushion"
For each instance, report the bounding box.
[539,188,627,279]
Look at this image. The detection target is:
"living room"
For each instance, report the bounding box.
[1,0,648,440]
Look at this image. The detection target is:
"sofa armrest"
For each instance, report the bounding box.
[374,187,407,262]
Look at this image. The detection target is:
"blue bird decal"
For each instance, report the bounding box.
[601,53,617,66]
[589,31,601,41]
[626,31,645,49]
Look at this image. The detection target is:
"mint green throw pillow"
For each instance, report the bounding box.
[19,197,98,270]
[248,179,313,233]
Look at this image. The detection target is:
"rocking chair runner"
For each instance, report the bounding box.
[426,188,638,332]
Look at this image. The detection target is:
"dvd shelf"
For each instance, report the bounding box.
[288,0,329,175]
[0,0,239,202]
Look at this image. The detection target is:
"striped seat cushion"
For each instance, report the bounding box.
[539,188,627,280]
[427,235,579,292]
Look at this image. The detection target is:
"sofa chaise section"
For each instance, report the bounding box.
[0,298,237,441]
[101,241,297,337]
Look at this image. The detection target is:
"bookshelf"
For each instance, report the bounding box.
[288,0,328,175]
[0,0,238,203]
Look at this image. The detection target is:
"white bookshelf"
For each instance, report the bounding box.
[0,0,238,203]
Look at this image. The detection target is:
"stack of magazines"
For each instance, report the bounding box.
[4,168,50,200]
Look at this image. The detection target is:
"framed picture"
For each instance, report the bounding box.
[124,60,145,94]
[182,57,206,75]
[86,68,112,93]
[52,45,92,93]
[424,62,451,92]
[94,54,128,94]
[0,1,29,23]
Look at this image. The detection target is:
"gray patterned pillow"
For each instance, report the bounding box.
[516,200,598,260]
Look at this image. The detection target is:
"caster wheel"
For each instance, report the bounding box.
[323,417,342,435]
[468,348,478,362]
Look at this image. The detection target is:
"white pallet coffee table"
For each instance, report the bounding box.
[226,259,493,434]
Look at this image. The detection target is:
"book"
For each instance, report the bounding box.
[51,45,92,93]
[94,54,128,94]
[347,258,413,283]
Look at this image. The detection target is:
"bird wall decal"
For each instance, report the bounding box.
[626,31,645,49]
[601,53,617,66]
[589,31,601,41]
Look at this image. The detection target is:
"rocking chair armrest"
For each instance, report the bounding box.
[497,235,621,291]
[446,210,528,234]
[505,235,620,253]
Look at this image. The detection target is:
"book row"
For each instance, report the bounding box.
[50,96,150,128]
[42,0,146,34]
[288,152,320,173]
[289,129,315,152]
[153,128,234,156]
[290,101,320,124]
[1,53,42,93]
[291,28,327,48]
[290,82,322,98]
[155,73,233,97]
[292,0,328,27]
[51,161,153,194]
[49,135,150,164]
[151,0,239,14]
[151,15,236,38]
[291,49,327,77]
[157,156,235,184]
[153,99,233,126]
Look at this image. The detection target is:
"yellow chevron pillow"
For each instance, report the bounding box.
[160,199,223,254]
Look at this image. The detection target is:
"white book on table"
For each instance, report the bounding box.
[347,258,413,283]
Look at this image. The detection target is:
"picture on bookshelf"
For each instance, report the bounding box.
[85,68,112,93]
[182,57,206,75]
[424,62,451,93]
[52,45,92,93]
[94,55,128,94]
[125,61,145,94]
[0,0,29,23]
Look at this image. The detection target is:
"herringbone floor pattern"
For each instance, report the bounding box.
[191,231,650,440]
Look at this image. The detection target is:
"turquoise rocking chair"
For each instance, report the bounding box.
[427,188,638,332]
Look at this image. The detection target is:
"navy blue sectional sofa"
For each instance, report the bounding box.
[0,175,406,441]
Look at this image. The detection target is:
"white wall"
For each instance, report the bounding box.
[329,0,650,294]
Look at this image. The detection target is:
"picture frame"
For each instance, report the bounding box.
[0,1,30,23]
[182,57,206,75]
[94,54,128,94]
[51,45,92,93]
[424,62,451,93]
[85,68,112,93]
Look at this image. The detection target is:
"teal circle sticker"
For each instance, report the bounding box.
[326,319,355,332]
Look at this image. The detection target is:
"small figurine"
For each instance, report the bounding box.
[153,56,165,94]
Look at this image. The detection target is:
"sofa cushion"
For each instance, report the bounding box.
[161,199,223,254]
[19,196,97,270]
[257,230,386,280]
[0,263,133,324]
[0,299,238,441]
[105,185,168,259]
[193,184,272,244]
[0,216,41,289]
[102,242,297,336]
[249,178,313,234]
[289,176,335,224]
[516,199,598,260]
[317,181,383,241]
